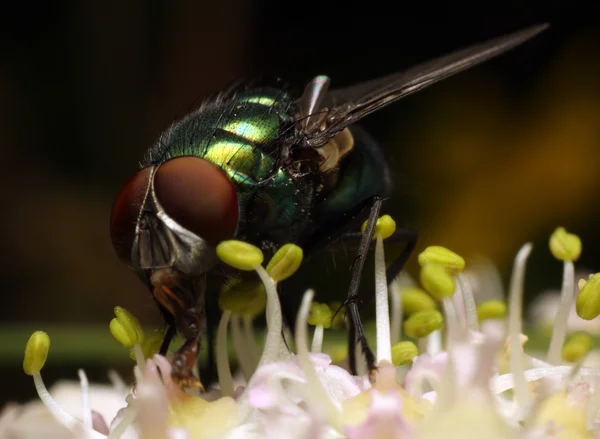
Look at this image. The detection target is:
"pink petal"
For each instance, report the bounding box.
[344,390,414,439]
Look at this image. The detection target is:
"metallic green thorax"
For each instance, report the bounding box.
[144,87,315,246]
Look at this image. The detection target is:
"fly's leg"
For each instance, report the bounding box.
[152,272,205,391]
[343,197,382,375]
[159,324,176,356]
[341,201,418,376]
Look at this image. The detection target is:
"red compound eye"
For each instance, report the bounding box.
[153,156,239,246]
[110,166,153,263]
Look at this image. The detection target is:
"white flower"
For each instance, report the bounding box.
[8,227,600,439]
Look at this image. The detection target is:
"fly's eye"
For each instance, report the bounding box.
[153,156,239,246]
[110,166,153,263]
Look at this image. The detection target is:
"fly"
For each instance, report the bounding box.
[109,23,549,388]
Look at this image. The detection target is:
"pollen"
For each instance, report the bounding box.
[420,263,456,300]
[109,306,145,348]
[308,302,333,328]
[361,214,396,240]
[266,243,303,281]
[418,246,465,275]
[575,273,600,320]
[23,331,50,376]
[134,329,166,360]
[549,227,582,262]
[391,341,419,366]
[328,301,346,328]
[404,310,444,338]
[219,279,266,318]
[476,300,507,322]
[401,287,438,315]
[216,240,264,271]
[562,332,593,363]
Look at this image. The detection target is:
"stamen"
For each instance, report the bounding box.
[477,300,507,322]
[243,315,260,371]
[426,330,442,355]
[576,273,600,320]
[457,273,478,331]
[107,399,138,439]
[22,332,105,439]
[132,344,146,370]
[295,290,342,432]
[391,341,418,366]
[507,242,533,415]
[109,307,145,349]
[107,370,128,396]
[217,309,234,397]
[308,302,332,353]
[230,314,254,380]
[78,369,92,432]
[216,240,264,271]
[547,261,575,364]
[32,373,104,438]
[389,279,403,345]
[311,325,324,353]
[561,332,593,363]
[374,235,392,363]
[254,265,285,366]
[266,243,304,281]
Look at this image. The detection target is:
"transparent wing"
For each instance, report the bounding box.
[298,23,549,146]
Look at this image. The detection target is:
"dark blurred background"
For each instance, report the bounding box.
[1,0,599,405]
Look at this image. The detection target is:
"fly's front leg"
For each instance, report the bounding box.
[344,197,382,375]
[341,202,418,376]
[151,269,205,390]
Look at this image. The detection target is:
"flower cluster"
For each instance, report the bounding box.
[4,223,600,439]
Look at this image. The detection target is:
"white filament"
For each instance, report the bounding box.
[78,369,92,433]
[32,373,105,439]
[295,290,342,432]
[311,325,324,353]
[255,265,284,367]
[231,314,254,380]
[457,273,479,331]
[389,279,403,346]
[508,242,533,414]
[375,236,392,363]
[217,309,234,397]
[547,261,575,364]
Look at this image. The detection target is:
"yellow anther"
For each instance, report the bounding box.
[308,302,333,329]
[562,332,593,363]
[575,273,600,320]
[418,246,465,275]
[329,301,345,329]
[549,227,582,262]
[477,300,507,322]
[420,263,455,300]
[361,215,396,240]
[266,244,303,281]
[401,287,438,315]
[110,306,145,348]
[137,329,166,360]
[216,240,264,271]
[23,331,50,376]
[404,310,444,338]
[219,279,266,318]
[328,344,348,364]
[578,278,587,291]
[391,341,419,366]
